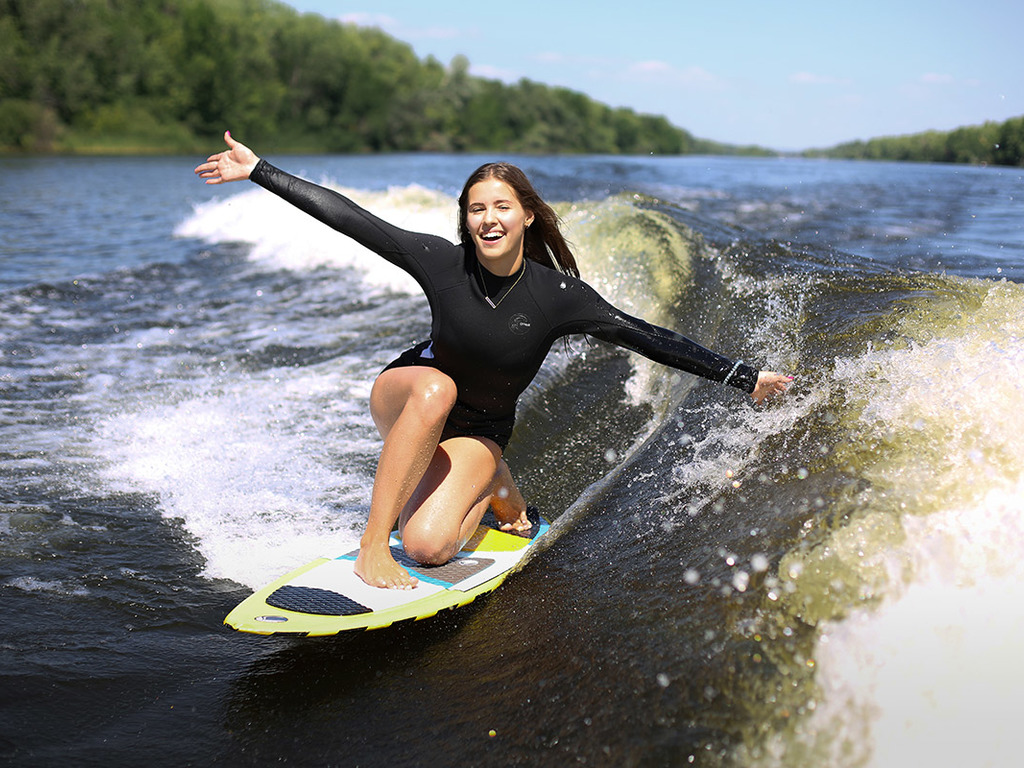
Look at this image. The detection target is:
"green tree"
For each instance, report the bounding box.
[0,0,751,156]
[995,117,1024,167]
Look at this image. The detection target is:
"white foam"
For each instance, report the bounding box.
[177,182,460,295]
[789,279,1024,766]
[95,366,380,589]
[5,575,90,597]
[808,485,1024,768]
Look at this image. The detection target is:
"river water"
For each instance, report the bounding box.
[2,153,1022,767]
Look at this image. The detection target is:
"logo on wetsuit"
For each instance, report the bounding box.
[508,313,532,335]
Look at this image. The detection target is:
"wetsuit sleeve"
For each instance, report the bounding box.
[558,280,759,393]
[248,159,451,277]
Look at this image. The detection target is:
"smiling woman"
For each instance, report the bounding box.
[465,178,534,275]
[457,161,580,279]
[194,131,791,590]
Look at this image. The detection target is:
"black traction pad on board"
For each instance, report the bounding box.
[390,547,496,586]
[266,585,372,616]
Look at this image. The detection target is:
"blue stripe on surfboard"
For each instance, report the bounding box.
[336,547,500,589]
[336,549,454,589]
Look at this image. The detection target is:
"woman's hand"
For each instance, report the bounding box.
[497,507,532,533]
[490,460,532,532]
[751,371,793,405]
[194,131,260,184]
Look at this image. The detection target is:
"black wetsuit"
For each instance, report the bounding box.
[250,160,758,449]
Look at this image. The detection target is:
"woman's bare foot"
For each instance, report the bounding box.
[354,544,418,590]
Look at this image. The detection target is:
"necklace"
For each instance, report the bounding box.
[476,259,526,309]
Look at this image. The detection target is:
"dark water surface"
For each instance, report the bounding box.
[2,154,1023,767]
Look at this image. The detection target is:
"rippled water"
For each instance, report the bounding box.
[2,154,1022,767]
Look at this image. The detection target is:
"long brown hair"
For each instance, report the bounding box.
[458,162,579,278]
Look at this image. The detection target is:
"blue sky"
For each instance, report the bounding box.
[283,0,1022,151]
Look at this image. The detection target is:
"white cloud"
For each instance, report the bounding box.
[629,60,674,76]
[790,71,853,86]
[528,53,721,90]
[624,61,722,88]
[532,51,615,68]
[470,63,522,83]
[338,12,396,27]
[920,72,981,87]
[339,12,461,41]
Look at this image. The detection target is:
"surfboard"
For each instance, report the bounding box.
[224,509,550,636]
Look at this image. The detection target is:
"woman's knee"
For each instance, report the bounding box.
[371,368,457,434]
[401,522,458,566]
[412,371,458,423]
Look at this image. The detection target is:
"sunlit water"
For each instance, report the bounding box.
[2,154,1022,766]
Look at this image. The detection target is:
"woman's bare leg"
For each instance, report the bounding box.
[354,367,531,589]
[399,435,502,565]
[354,367,457,589]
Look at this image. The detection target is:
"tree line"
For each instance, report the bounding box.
[804,116,1024,167]
[0,0,766,156]
[2,0,1020,164]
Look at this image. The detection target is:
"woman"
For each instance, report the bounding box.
[195,132,792,590]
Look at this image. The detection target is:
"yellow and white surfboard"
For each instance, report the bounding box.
[224,510,550,636]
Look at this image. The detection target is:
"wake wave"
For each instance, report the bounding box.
[175,181,459,295]
[115,184,718,588]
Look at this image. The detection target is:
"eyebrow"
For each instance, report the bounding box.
[469,198,515,206]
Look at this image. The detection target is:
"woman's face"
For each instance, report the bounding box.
[465,178,534,273]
